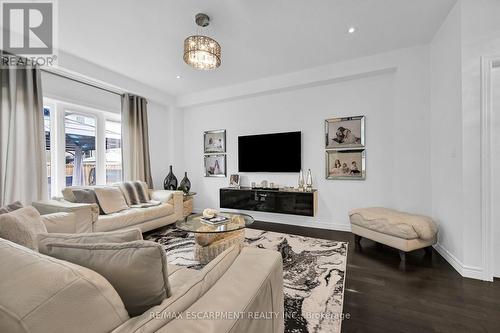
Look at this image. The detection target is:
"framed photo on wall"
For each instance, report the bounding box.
[326,149,366,180]
[204,129,226,154]
[325,116,365,149]
[204,154,227,177]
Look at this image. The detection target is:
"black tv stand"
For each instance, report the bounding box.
[220,187,317,217]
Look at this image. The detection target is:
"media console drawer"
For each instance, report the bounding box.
[220,187,317,217]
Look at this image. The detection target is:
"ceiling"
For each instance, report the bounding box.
[58,0,457,96]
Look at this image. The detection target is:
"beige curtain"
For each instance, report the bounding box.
[0,60,48,206]
[121,94,153,188]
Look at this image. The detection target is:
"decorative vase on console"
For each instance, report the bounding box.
[306,169,313,192]
[163,165,178,190]
[298,170,305,191]
[178,172,191,194]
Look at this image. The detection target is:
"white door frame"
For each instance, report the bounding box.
[481,55,500,282]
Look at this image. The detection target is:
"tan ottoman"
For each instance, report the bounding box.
[349,207,438,261]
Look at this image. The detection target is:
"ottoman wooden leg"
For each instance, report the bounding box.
[399,250,406,262]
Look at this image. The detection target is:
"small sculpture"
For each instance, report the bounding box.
[202,208,218,219]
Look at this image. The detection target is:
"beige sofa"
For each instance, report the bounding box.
[33,186,183,234]
[0,237,284,333]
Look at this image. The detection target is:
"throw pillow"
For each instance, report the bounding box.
[0,201,23,215]
[94,187,129,214]
[0,206,47,251]
[45,240,171,316]
[72,189,105,215]
[117,181,151,206]
[37,228,143,254]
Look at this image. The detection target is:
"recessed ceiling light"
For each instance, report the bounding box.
[348,27,356,34]
[176,75,181,79]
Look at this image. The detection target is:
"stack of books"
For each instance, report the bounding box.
[200,215,229,225]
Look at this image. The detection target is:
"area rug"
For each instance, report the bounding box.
[145,226,348,333]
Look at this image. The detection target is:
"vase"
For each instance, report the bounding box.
[163,165,178,190]
[298,170,304,190]
[178,172,191,194]
[306,169,313,191]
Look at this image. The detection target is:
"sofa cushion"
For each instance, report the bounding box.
[0,207,47,251]
[61,186,102,202]
[72,188,105,215]
[167,244,239,295]
[150,190,174,203]
[37,228,143,254]
[110,245,241,333]
[94,208,145,232]
[0,238,129,333]
[117,181,151,205]
[159,247,284,333]
[142,203,174,221]
[93,203,174,232]
[94,187,129,214]
[45,240,171,317]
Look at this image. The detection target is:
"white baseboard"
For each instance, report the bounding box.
[193,207,489,281]
[256,218,352,232]
[433,243,489,281]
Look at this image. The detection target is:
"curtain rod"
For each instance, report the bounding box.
[40,68,124,96]
[4,50,146,100]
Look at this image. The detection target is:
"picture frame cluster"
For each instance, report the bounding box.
[203,129,227,177]
[325,116,366,180]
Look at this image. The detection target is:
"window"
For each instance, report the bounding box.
[65,112,96,186]
[105,120,122,184]
[43,98,121,197]
[43,106,52,196]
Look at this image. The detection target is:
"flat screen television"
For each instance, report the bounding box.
[238,131,301,172]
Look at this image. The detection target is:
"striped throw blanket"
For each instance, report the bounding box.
[117,181,151,205]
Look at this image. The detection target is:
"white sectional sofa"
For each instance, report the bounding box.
[33,185,183,234]
[0,236,284,333]
[0,202,285,333]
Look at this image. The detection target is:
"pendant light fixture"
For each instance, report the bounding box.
[183,13,221,70]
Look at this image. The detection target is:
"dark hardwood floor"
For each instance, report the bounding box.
[250,221,500,333]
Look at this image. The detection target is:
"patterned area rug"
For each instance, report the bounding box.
[145,226,348,333]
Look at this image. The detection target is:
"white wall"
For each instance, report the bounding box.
[180,46,431,230]
[42,51,174,191]
[429,3,464,265]
[429,0,500,279]
[42,72,121,113]
[460,0,500,270]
